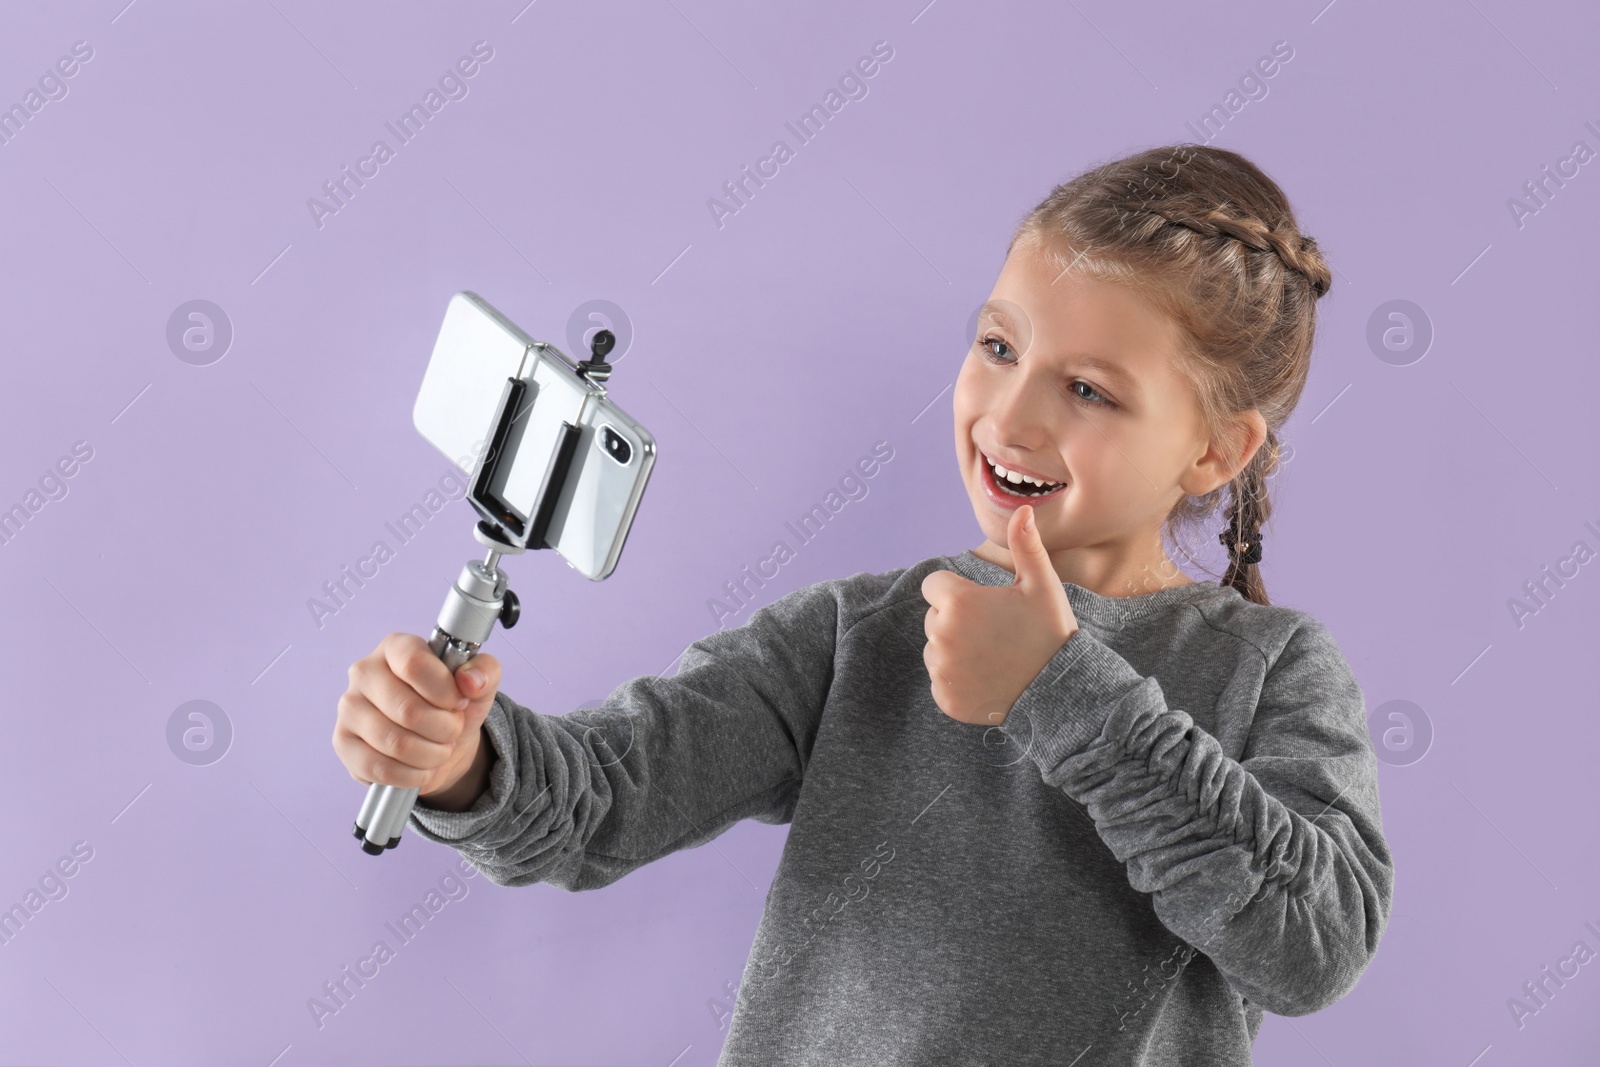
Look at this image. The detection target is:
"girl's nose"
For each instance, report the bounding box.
[988,368,1057,436]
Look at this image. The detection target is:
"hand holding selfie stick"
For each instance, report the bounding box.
[352,328,618,855]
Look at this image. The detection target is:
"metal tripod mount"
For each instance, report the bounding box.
[351,329,617,855]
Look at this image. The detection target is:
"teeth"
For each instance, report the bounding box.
[988,456,1062,489]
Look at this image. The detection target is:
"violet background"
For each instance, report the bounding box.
[3,1,1598,1064]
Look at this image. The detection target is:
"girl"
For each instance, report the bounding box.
[333,143,1393,1066]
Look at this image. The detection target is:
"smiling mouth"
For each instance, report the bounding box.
[979,451,1067,498]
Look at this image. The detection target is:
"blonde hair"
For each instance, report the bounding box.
[1008,143,1333,605]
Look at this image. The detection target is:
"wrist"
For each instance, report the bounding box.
[419,725,494,813]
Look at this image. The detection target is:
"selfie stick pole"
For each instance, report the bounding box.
[352,522,524,855]
[350,329,615,856]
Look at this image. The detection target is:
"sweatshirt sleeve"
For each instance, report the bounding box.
[404,578,841,891]
[999,614,1394,1017]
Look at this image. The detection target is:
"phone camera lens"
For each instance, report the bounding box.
[600,426,632,465]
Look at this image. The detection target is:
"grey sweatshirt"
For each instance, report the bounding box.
[408,549,1393,1066]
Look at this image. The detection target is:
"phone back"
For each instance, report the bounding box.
[412,290,656,581]
[542,387,656,581]
[413,292,534,472]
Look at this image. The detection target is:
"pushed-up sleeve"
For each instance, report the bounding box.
[407,579,840,891]
[999,615,1394,1017]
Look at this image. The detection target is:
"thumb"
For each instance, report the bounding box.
[1007,504,1057,592]
[454,654,501,721]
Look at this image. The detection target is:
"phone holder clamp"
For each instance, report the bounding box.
[573,328,615,386]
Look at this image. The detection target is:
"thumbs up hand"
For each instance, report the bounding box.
[919,503,1081,726]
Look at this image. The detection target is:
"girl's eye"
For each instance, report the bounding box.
[976,335,1115,408]
[1070,381,1113,407]
[976,335,1014,364]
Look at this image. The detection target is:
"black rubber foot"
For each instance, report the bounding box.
[360,839,385,855]
[352,823,365,840]
[384,836,401,850]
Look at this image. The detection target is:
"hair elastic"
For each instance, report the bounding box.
[1220,526,1264,566]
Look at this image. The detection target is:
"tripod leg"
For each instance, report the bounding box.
[380,787,420,848]
[354,780,384,839]
[362,785,407,855]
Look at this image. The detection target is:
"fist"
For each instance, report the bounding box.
[332,632,502,798]
[920,504,1079,725]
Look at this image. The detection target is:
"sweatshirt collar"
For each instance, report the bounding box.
[946,548,1232,626]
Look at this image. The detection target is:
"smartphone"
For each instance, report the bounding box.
[412,291,657,581]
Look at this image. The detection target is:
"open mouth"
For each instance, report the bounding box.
[980,452,1067,498]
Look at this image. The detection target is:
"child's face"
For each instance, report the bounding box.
[952,239,1218,587]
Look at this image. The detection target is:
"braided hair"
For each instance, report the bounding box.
[1008,144,1332,605]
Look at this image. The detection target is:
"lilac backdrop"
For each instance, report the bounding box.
[3,0,1598,1064]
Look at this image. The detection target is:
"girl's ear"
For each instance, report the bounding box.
[1181,409,1268,498]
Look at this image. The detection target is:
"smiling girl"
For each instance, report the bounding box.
[334,142,1393,1066]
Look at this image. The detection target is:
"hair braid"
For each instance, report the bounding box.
[1125,201,1333,298]
[1219,429,1279,601]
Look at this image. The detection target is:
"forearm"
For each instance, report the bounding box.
[1061,695,1388,1014]
[405,577,839,890]
[1003,626,1393,1016]
[406,675,811,892]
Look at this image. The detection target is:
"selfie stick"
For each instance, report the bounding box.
[352,329,616,855]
